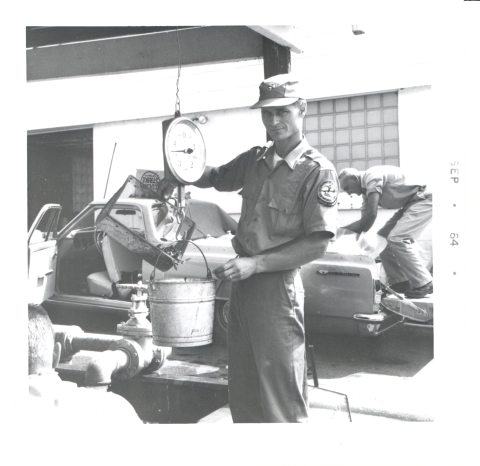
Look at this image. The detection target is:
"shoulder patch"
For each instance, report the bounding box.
[318,180,338,206]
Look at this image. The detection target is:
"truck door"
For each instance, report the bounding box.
[28,204,62,304]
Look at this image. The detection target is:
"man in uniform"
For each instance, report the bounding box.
[338,166,432,298]
[161,74,338,422]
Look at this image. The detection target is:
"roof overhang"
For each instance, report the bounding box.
[247,26,303,54]
[26,26,303,81]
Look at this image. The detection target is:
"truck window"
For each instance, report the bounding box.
[110,206,146,238]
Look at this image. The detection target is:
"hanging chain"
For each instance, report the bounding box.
[174,27,182,118]
[175,202,185,223]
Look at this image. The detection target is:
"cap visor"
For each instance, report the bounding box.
[250,97,300,109]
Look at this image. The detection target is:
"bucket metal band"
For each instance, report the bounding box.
[149,296,215,304]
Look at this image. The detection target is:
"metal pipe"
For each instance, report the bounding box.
[85,349,129,387]
[54,325,122,361]
[55,322,170,386]
[71,333,123,353]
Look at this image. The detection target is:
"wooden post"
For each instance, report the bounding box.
[262,37,291,79]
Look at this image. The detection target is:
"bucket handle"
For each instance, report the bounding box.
[150,240,212,282]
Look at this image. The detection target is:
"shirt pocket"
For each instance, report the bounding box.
[267,195,302,237]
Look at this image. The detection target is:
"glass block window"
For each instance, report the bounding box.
[72,154,93,213]
[304,92,400,172]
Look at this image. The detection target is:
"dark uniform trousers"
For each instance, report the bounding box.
[228,268,309,423]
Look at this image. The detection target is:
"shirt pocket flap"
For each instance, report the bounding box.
[268,195,300,215]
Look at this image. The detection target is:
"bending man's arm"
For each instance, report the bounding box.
[213,231,332,282]
[341,192,380,234]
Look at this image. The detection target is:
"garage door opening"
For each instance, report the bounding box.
[28,128,93,229]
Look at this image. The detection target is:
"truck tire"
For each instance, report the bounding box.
[213,299,229,345]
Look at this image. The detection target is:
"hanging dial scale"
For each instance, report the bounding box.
[162,116,207,213]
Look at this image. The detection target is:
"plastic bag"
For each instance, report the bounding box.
[329,228,387,258]
[357,231,388,259]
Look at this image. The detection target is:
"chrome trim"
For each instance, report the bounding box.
[354,313,386,322]
[403,322,433,329]
[45,293,131,311]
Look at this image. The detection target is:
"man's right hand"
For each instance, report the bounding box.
[156,179,177,201]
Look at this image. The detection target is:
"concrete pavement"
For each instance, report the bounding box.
[199,360,434,423]
[198,324,434,423]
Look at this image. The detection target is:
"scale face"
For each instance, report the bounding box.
[163,117,207,185]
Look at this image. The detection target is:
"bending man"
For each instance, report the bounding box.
[338,166,432,299]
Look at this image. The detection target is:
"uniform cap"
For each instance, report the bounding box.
[250,74,302,109]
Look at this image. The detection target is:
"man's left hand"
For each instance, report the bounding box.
[213,257,258,282]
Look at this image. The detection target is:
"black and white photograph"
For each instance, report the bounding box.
[9,0,476,464]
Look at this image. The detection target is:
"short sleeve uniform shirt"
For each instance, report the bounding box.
[360,165,429,211]
[210,137,338,257]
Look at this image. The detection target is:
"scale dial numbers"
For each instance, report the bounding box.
[164,118,206,184]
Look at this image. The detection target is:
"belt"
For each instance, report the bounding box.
[404,187,431,208]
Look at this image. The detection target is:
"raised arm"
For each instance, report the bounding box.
[156,166,215,201]
[192,167,214,189]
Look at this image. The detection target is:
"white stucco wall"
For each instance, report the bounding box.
[398,85,433,186]
[94,106,266,214]
[27,60,265,132]
[93,118,164,200]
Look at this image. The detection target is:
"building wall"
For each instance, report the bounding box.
[398,85,433,187]
[93,84,431,215]
[26,60,265,132]
[94,118,164,201]
[27,19,432,225]
[26,16,431,133]
[94,107,265,215]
